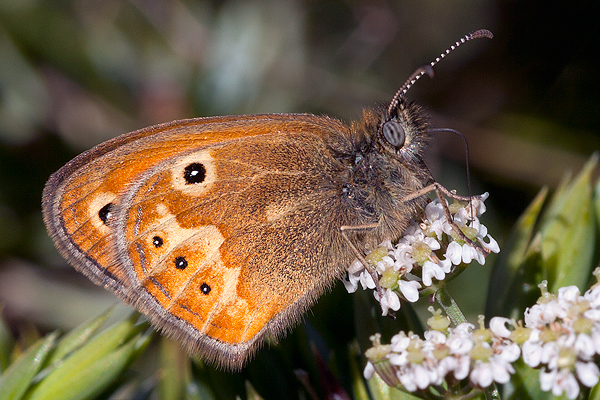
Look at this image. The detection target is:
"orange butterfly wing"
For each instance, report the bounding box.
[43,113,361,369]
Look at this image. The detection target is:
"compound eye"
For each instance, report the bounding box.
[382,120,406,148]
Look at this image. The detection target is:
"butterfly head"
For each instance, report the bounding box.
[370,29,494,170]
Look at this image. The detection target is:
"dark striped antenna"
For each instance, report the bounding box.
[387,29,493,116]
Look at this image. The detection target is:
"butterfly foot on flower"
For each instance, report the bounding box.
[344,192,499,315]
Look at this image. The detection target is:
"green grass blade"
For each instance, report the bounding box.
[45,306,114,366]
[0,306,15,373]
[486,187,548,319]
[244,381,264,400]
[157,337,190,400]
[24,315,143,400]
[538,154,598,291]
[0,333,57,400]
[26,330,151,400]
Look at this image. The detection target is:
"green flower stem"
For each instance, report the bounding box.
[435,287,467,326]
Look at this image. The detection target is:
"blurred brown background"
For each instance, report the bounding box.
[0,0,598,365]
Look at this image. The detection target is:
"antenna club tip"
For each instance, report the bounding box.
[469,29,494,40]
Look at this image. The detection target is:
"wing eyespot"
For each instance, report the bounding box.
[184,163,206,184]
[98,203,113,225]
[152,236,163,248]
[200,282,211,295]
[174,256,188,270]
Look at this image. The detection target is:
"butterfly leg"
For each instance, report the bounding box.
[339,223,386,297]
[402,182,491,256]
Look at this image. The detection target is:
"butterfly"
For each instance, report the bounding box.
[42,29,492,370]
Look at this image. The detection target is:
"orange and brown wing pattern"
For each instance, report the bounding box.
[43,115,320,294]
[114,129,357,367]
[42,113,354,369]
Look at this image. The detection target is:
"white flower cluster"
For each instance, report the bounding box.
[363,314,520,394]
[520,280,600,398]
[364,275,600,399]
[343,194,499,315]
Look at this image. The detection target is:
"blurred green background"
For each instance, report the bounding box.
[0,0,598,398]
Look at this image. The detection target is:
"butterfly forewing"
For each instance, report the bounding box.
[43,114,367,368]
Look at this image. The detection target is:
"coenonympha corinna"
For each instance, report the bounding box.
[42,30,492,370]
